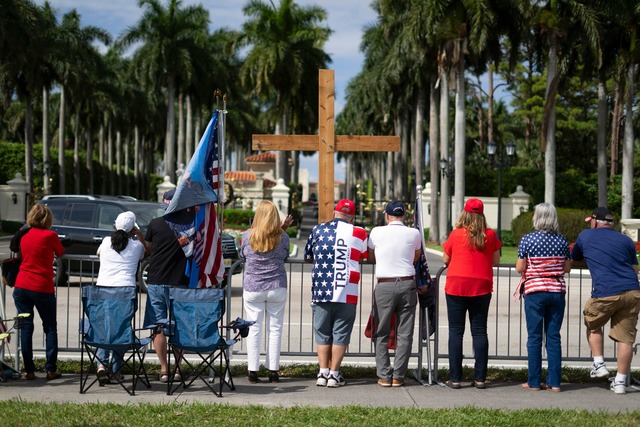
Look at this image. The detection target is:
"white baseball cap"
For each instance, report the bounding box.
[114,211,136,232]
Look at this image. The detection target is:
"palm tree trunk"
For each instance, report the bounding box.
[116,130,122,194]
[275,113,288,182]
[108,121,114,195]
[400,109,410,199]
[428,78,440,243]
[543,33,558,204]
[439,69,450,243]
[134,126,140,198]
[58,86,66,194]
[125,133,130,194]
[414,90,425,189]
[597,69,608,207]
[24,92,34,197]
[454,40,466,222]
[177,92,185,172]
[73,110,80,194]
[42,87,50,195]
[474,75,484,148]
[487,66,494,148]
[621,63,636,219]
[610,69,623,177]
[186,95,193,161]
[165,74,176,180]
[386,151,394,199]
[86,126,93,194]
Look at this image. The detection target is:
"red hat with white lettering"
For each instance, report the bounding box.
[335,199,356,216]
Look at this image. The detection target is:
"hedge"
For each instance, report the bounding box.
[511,208,609,244]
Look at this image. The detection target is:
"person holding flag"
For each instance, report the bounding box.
[367,201,422,387]
[144,109,226,382]
[304,200,367,388]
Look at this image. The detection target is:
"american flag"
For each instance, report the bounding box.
[517,231,569,294]
[304,219,367,304]
[414,198,432,289]
[165,111,225,288]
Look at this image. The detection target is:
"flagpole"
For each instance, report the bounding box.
[416,185,434,385]
[215,89,226,229]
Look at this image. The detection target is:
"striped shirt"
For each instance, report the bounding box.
[518,231,570,294]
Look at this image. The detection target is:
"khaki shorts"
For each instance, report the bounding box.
[583,290,640,345]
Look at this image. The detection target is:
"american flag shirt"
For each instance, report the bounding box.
[517,231,570,294]
[304,218,368,304]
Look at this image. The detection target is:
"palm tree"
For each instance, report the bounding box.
[119,0,209,182]
[239,0,331,183]
[531,0,601,204]
[55,9,110,194]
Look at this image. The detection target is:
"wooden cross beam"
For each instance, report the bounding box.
[252,69,400,223]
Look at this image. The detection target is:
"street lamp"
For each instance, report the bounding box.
[487,140,516,241]
[439,158,454,233]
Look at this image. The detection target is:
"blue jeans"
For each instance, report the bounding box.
[446,293,491,382]
[13,287,58,373]
[524,292,565,388]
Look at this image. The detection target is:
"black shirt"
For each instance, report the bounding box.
[145,216,188,286]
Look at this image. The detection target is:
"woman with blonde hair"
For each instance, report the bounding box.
[442,198,501,389]
[12,204,65,381]
[240,200,292,383]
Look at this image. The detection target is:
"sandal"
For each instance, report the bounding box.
[472,381,486,389]
[447,381,462,389]
[521,383,541,391]
[159,373,169,383]
[546,386,561,392]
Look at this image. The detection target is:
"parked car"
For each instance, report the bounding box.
[37,195,240,289]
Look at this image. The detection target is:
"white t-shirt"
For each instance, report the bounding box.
[95,237,145,287]
[368,221,422,278]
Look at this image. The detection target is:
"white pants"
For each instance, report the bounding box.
[243,287,287,372]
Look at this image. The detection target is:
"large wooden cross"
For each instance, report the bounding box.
[252,69,400,223]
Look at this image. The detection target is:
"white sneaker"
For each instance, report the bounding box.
[590,363,609,378]
[316,372,328,387]
[327,373,345,388]
[610,380,626,394]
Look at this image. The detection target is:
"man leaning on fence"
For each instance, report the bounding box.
[571,207,640,394]
[304,199,367,388]
[367,201,422,387]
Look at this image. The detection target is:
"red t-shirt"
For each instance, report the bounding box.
[443,227,501,297]
[15,228,65,294]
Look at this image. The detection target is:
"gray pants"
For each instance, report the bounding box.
[373,279,417,380]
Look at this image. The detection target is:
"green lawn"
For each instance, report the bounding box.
[2,402,639,427]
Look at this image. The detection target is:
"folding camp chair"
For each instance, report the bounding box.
[166,287,253,397]
[80,286,154,396]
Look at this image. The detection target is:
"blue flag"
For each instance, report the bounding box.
[164,111,225,288]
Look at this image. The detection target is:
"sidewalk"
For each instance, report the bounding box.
[1,373,639,411]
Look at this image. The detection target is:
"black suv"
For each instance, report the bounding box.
[37,195,240,289]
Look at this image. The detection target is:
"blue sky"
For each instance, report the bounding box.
[42,1,380,181]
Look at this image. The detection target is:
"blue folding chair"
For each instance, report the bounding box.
[80,286,154,396]
[166,287,253,397]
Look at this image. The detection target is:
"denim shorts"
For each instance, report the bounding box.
[312,302,357,346]
[143,284,172,328]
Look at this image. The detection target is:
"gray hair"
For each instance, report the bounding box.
[532,202,559,233]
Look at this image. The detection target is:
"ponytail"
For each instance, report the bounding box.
[111,229,130,253]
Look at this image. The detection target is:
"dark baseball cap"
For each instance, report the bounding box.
[585,207,613,222]
[385,200,405,216]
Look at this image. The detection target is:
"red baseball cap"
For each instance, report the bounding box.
[464,198,484,214]
[335,199,356,216]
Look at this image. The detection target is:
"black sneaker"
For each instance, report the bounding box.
[248,371,259,383]
[327,373,345,388]
[268,370,280,383]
